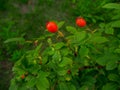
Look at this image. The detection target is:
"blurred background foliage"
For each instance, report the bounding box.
[0,0,120,89]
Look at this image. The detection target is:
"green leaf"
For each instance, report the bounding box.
[66,26,77,34]
[102,83,118,90]
[54,42,65,49]
[96,56,109,66]
[59,82,69,90]
[72,0,76,3]
[9,79,18,90]
[106,60,117,70]
[36,71,49,90]
[58,21,65,29]
[90,36,108,44]
[27,77,37,88]
[60,48,70,56]
[34,43,42,56]
[108,74,120,82]
[52,51,61,62]
[43,47,54,56]
[114,49,120,53]
[105,27,114,34]
[57,69,67,76]
[68,84,76,90]
[42,56,48,64]
[68,31,86,44]
[110,20,120,28]
[59,57,73,67]
[4,37,25,43]
[79,86,88,90]
[112,14,120,20]
[47,38,52,45]
[103,3,120,9]
[79,46,89,57]
[82,76,96,87]
[96,54,118,66]
[17,84,28,90]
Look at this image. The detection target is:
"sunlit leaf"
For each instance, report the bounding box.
[36,71,49,90]
[103,3,120,9]
[58,21,65,29]
[102,83,118,90]
[90,36,108,44]
[66,26,77,34]
[4,37,25,43]
[59,57,72,67]
[54,42,65,49]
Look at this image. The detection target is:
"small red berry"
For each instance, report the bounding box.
[21,74,25,79]
[76,17,86,27]
[67,70,71,74]
[46,21,58,33]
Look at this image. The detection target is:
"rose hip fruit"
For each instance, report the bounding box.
[76,17,86,27]
[46,21,58,33]
[21,74,25,79]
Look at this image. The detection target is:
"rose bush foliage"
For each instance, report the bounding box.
[8,3,120,90]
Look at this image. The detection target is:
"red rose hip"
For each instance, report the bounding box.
[46,21,58,33]
[76,17,86,27]
[21,74,25,79]
[67,70,71,74]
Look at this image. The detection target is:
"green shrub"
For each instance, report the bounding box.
[9,13,120,90]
